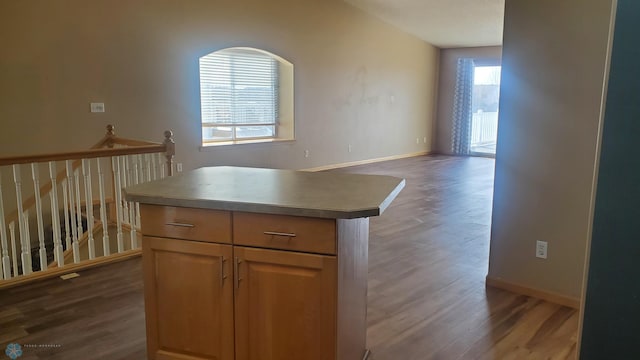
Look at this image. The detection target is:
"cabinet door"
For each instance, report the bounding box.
[143,236,234,360]
[234,247,337,360]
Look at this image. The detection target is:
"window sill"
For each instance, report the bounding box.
[199,138,295,151]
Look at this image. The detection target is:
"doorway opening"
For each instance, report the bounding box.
[470,66,501,155]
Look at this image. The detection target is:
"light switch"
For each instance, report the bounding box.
[90,103,105,113]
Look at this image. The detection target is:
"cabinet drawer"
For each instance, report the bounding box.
[140,204,231,243]
[233,212,336,255]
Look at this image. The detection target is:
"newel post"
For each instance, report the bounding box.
[163,130,175,176]
[105,124,116,148]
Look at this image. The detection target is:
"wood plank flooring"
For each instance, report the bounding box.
[0,155,578,359]
[336,156,578,360]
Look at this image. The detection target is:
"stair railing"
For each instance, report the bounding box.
[0,125,175,287]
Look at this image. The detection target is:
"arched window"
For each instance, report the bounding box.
[199,47,294,145]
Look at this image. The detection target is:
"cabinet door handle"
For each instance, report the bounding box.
[219,256,227,288]
[165,222,195,228]
[235,257,242,289]
[263,231,296,238]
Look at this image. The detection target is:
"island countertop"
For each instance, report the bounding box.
[124,166,405,219]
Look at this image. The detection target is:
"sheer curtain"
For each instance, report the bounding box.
[451,58,475,155]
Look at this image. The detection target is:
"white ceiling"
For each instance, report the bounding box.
[344,0,505,48]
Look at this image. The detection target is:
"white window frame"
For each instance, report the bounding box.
[199,47,284,145]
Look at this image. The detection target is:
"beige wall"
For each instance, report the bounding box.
[0,0,438,171]
[488,0,615,300]
[435,46,502,154]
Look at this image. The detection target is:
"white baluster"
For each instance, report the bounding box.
[82,159,95,260]
[74,169,84,241]
[133,156,141,231]
[122,155,138,249]
[134,154,143,233]
[121,157,129,225]
[49,162,64,267]
[136,154,145,239]
[61,179,72,251]
[156,153,165,179]
[125,155,139,249]
[139,154,146,183]
[12,165,31,275]
[146,154,154,184]
[23,212,31,273]
[96,158,110,257]
[150,153,157,181]
[9,222,18,276]
[31,164,47,271]
[65,161,80,263]
[129,155,142,249]
[112,156,124,253]
[0,176,11,279]
[132,155,139,184]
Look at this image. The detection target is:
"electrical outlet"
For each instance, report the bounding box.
[304,150,310,158]
[90,102,105,113]
[423,137,427,143]
[348,144,352,153]
[176,163,183,172]
[536,240,548,259]
[416,138,420,144]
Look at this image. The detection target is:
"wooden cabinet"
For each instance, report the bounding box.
[233,212,337,255]
[234,247,337,360]
[140,204,370,360]
[142,236,234,360]
[140,205,232,244]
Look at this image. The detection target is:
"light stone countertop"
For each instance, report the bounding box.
[124,166,405,219]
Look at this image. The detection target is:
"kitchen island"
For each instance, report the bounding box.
[125,166,405,360]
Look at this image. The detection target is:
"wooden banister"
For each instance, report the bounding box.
[92,125,163,149]
[92,124,117,149]
[0,125,168,166]
[0,125,174,280]
[2,125,172,225]
[111,138,162,147]
[0,145,166,167]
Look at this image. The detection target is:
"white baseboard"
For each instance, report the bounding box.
[301,151,432,172]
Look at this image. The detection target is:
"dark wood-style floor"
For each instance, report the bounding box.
[0,155,578,359]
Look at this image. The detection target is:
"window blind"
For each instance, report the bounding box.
[199,48,279,141]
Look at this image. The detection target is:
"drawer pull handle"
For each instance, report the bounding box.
[220,256,227,288]
[235,257,242,289]
[263,231,296,238]
[166,222,195,228]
